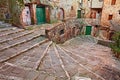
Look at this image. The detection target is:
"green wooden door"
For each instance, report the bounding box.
[85,26,92,35]
[77,10,81,18]
[36,7,46,24]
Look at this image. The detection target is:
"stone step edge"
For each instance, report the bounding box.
[57,45,106,80]
[0,62,39,80]
[0,30,34,44]
[0,27,16,32]
[36,41,53,70]
[0,29,24,37]
[54,43,71,80]
[0,33,44,51]
[0,39,49,63]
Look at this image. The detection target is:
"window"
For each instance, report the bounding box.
[59,29,64,35]
[99,0,103,2]
[119,10,120,15]
[111,0,116,5]
[71,6,73,10]
[108,15,113,20]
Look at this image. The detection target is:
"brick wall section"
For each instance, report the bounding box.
[0,0,10,20]
[101,0,120,26]
[45,19,83,43]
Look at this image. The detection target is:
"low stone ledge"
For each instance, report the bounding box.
[97,39,114,47]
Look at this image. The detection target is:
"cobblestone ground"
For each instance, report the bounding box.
[0,26,120,80]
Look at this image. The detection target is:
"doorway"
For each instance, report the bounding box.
[36,6,46,24]
[85,26,92,35]
[59,8,64,20]
[22,6,31,25]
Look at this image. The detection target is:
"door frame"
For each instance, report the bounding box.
[85,26,92,35]
[36,5,46,24]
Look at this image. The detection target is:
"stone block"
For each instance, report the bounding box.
[75,77,91,80]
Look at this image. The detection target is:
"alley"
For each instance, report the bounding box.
[0,26,120,80]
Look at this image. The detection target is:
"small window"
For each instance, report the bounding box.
[59,29,64,35]
[99,0,103,2]
[111,0,116,5]
[119,10,120,15]
[108,15,113,20]
[71,6,73,10]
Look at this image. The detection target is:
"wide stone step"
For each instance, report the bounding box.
[78,35,97,43]
[7,41,52,70]
[55,45,78,79]
[64,35,97,46]
[39,44,68,80]
[0,28,24,37]
[0,27,15,32]
[57,45,105,80]
[0,37,48,62]
[0,31,44,51]
[0,30,34,43]
[36,71,56,80]
[38,46,54,73]
[0,63,39,80]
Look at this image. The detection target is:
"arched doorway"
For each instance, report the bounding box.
[22,6,31,25]
[36,5,46,24]
[59,8,64,20]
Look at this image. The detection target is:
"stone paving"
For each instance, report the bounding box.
[0,26,120,80]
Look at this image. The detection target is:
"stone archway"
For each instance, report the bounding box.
[22,6,31,26]
[59,8,64,20]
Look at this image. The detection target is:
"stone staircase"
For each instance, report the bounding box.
[0,27,120,80]
[0,28,47,63]
[0,21,12,28]
[0,27,57,80]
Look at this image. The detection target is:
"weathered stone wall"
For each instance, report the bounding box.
[61,0,78,18]
[45,19,84,43]
[91,0,103,8]
[101,0,120,26]
[82,0,91,18]
[0,0,10,20]
[8,0,25,27]
[49,0,79,22]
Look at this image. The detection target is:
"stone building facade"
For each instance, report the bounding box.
[81,0,120,40]
[45,18,84,43]
[0,0,80,28]
[81,0,103,23]
[82,0,120,27]
[99,0,120,40]
[101,0,120,27]
[0,0,11,21]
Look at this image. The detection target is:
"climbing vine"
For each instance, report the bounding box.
[16,0,24,13]
[111,32,120,58]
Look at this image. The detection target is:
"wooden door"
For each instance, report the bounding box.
[36,6,46,24]
[77,10,81,18]
[85,26,92,35]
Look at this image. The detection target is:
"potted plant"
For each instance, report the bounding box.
[111,32,120,58]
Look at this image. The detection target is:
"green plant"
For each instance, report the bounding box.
[25,26,34,30]
[50,20,58,24]
[111,31,120,58]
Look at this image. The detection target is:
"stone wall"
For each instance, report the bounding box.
[49,0,79,22]
[91,0,103,8]
[45,19,84,43]
[101,0,120,26]
[0,0,10,20]
[82,0,91,18]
